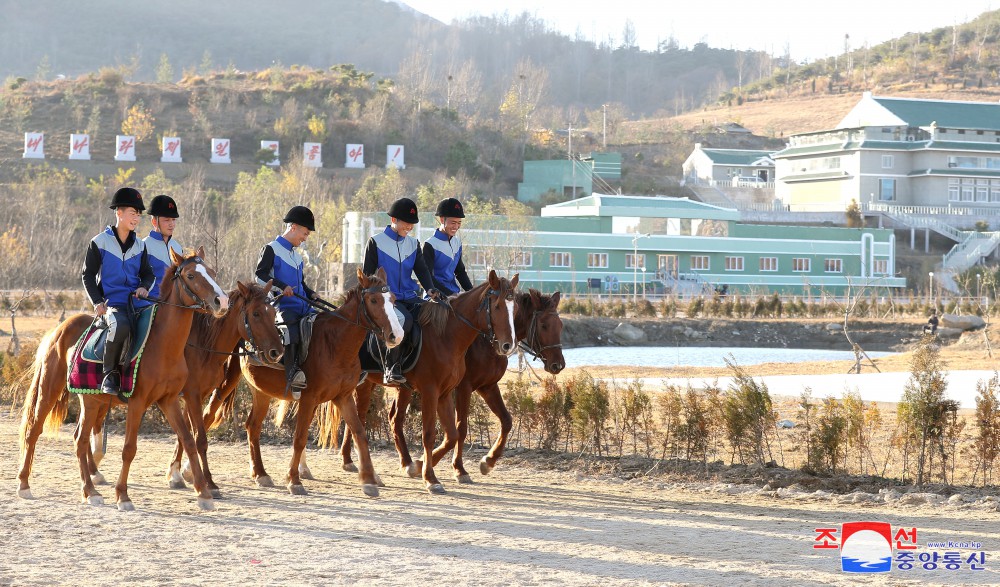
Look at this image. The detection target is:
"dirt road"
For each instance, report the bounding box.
[2,411,999,586]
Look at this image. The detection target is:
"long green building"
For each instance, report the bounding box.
[342,194,905,296]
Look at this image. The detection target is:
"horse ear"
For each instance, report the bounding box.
[356,267,369,287]
[196,245,206,259]
[263,279,274,293]
[168,246,184,266]
[488,269,499,288]
[510,273,519,289]
[550,291,561,308]
[376,266,387,282]
[236,281,250,296]
[530,288,542,307]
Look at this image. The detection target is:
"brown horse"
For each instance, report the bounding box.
[152,281,283,497]
[351,270,519,494]
[18,247,229,511]
[205,268,403,497]
[342,288,564,482]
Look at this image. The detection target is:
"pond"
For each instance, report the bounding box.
[511,346,893,369]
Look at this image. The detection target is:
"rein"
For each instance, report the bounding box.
[442,287,505,347]
[142,257,213,311]
[184,300,265,359]
[293,285,388,336]
[517,308,563,361]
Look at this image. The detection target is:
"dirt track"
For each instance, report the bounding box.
[3,411,1000,586]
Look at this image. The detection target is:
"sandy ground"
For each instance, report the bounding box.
[3,411,1000,586]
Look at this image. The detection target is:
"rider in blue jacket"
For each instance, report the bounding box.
[255,205,318,399]
[81,187,155,397]
[143,195,183,300]
[422,198,473,296]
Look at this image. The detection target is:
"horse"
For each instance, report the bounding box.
[148,281,282,497]
[342,288,564,482]
[350,269,519,494]
[18,247,230,511]
[204,267,404,497]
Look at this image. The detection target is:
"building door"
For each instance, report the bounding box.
[657,254,678,279]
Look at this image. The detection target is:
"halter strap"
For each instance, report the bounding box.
[143,257,213,310]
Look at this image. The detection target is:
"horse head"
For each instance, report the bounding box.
[236,279,284,365]
[484,269,519,357]
[168,246,230,317]
[356,267,404,348]
[521,289,565,374]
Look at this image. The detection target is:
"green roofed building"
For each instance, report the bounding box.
[683,143,776,184]
[516,152,622,203]
[343,194,904,296]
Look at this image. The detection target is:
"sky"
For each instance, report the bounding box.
[401,1,998,61]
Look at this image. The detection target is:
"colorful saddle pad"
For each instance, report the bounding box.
[68,306,157,398]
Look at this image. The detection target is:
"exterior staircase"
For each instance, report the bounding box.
[685,183,736,208]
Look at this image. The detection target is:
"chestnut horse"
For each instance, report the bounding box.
[205,268,403,497]
[342,288,564,482]
[351,270,519,494]
[18,247,229,511]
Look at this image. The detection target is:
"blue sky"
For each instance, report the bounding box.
[401,1,997,61]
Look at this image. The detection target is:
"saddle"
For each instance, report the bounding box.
[358,323,423,375]
[248,313,318,369]
[68,306,157,397]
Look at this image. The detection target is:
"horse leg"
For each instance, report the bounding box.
[244,388,273,487]
[286,399,318,495]
[186,392,221,497]
[420,388,446,494]
[389,386,418,477]
[442,383,474,483]
[166,393,191,490]
[341,383,372,473]
[114,399,148,511]
[88,403,109,485]
[75,398,105,505]
[158,396,215,511]
[477,383,513,476]
[336,394,380,497]
[17,384,64,499]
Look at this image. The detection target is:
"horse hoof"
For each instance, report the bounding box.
[426,483,446,495]
[404,462,421,478]
[17,487,34,500]
[479,458,494,476]
[299,467,315,481]
[288,484,308,496]
[375,475,386,488]
[117,500,135,512]
[91,472,107,485]
[342,463,359,473]
[255,475,274,488]
[456,474,473,484]
[168,478,187,490]
[362,484,379,498]
[197,497,215,511]
[87,494,105,506]
[210,488,223,499]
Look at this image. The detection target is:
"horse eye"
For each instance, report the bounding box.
[187,273,195,279]
[253,311,260,317]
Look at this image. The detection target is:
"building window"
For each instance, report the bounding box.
[824,258,843,273]
[879,179,896,201]
[991,180,1000,203]
[759,257,778,272]
[949,156,978,168]
[724,256,744,271]
[962,181,975,202]
[512,251,532,267]
[792,258,811,272]
[948,179,960,202]
[881,155,894,169]
[690,255,710,271]
[549,252,571,268]
[873,259,889,275]
[469,251,487,267]
[625,253,646,269]
[587,253,608,268]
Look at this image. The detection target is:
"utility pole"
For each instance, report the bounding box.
[602,104,608,150]
[569,124,575,199]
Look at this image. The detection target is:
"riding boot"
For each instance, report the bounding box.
[383,344,406,384]
[283,343,306,400]
[101,332,127,398]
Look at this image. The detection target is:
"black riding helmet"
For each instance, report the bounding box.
[283,205,316,231]
[435,197,465,219]
[109,187,144,211]
[149,194,179,218]
[387,197,419,224]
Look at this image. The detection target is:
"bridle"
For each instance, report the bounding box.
[183,291,272,361]
[327,283,393,338]
[144,257,215,311]
[444,284,513,352]
[517,305,563,364]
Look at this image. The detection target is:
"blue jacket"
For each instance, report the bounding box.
[362,225,435,301]
[422,229,473,295]
[143,231,183,299]
[255,235,314,316]
[81,226,154,309]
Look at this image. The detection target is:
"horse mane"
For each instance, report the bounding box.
[190,282,267,349]
[418,281,491,337]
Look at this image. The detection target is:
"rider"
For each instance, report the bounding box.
[422,197,473,296]
[143,194,183,300]
[255,205,319,400]
[81,187,155,397]
[362,197,440,384]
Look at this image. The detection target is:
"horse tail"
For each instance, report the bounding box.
[19,328,65,451]
[208,354,242,431]
[316,400,342,450]
[273,399,296,428]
